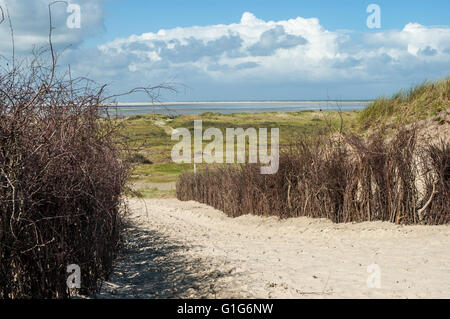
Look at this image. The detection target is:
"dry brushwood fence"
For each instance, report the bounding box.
[0,3,170,298]
[177,128,449,225]
[0,54,131,297]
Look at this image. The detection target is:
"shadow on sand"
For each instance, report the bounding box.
[98,221,227,298]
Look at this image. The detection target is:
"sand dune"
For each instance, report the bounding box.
[99,198,450,299]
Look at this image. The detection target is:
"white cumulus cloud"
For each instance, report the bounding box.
[2,6,449,100]
[93,12,449,91]
[0,0,105,55]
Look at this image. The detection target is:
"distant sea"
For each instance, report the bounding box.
[106,101,370,117]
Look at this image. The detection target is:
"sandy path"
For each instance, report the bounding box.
[99,198,450,299]
[130,181,176,191]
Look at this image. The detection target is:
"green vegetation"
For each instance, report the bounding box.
[131,163,192,183]
[119,110,360,197]
[359,77,450,129]
[120,76,450,198]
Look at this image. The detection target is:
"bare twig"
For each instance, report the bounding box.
[418,180,438,222]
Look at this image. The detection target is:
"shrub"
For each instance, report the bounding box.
[419,141,450,224]
[0,32,130,298]
[126,152,153,164]
[177,129,449,225]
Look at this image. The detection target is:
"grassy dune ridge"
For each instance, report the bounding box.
[358,77,450,128]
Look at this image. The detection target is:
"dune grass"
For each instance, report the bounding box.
[358,77,450,129]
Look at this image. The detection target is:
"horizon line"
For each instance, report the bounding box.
[110,100,372,106]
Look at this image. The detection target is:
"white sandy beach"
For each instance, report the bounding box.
[98,198,450,299]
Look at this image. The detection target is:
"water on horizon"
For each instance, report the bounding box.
[107,102,368,117]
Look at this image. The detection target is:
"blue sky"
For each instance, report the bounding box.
[0,0,449,101]
[98,0,450,44]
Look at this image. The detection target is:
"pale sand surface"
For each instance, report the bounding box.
[130,181,176,191]
[99,198,450,299]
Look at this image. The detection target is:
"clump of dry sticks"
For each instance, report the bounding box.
[177,128,449,225]
[0,3,166,298]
